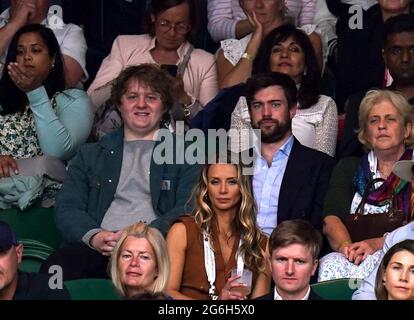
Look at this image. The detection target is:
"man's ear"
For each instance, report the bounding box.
[311,259,318,276]
[289,103,298,119]
[15,243,24,264]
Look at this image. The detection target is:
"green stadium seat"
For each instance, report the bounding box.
[64,279,121,300]
[311,278,357,300]
[19,238,55,273]
[0,207,62,249]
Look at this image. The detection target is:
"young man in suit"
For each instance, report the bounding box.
[256,219,323,300]
[244,72,335,236]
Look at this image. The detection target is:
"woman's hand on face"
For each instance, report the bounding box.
[347,239,378,265]
[218,274,248,300]
[246,10,263,43]
[0,155,19,178]
[8,62,43,92]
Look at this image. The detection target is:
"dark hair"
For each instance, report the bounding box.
[375,239,414,300]
[144,0,198,42]
[383,13,414,48]
[0,24,65,115]
[252,24,321,110]
[245,72,298,110]
[269,219,322,261]
[110,64,176,114]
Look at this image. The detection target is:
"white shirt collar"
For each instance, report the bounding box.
[274,286,311,300]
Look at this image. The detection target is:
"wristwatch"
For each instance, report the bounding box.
[241,52,253,61]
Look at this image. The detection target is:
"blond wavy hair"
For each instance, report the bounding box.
[192,156,267,274]
[109,222,170,297]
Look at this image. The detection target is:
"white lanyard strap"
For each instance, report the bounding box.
[236,242,245,275]
[203,231,244,299]
[203,231,217,300]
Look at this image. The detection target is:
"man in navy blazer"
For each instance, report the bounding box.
[256,220,323,300]
[244,72,335,236]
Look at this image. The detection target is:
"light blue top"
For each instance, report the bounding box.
[352,221,414,300]
[253,135,294,236]
[26,86,93,160]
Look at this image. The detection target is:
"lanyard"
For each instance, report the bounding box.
[203,231,244,300]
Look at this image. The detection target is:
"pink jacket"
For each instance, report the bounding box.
[87,34,218,111]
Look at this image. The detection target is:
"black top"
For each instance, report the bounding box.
[13,272,71,300]
[255,288,323,300]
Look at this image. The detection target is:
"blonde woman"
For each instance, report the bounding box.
[320,90,414,281]
[166,157,270,300]
[109,222,170,298]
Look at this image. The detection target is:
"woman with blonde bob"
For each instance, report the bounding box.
[109,222,170,298]
[320,89,414,281]
[166,154,270,300]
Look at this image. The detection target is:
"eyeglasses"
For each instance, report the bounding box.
[156,19,191,35]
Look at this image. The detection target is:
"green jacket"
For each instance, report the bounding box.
[55,128,201,244]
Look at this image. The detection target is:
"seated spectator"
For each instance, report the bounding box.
[40,64,200,281]
[166,158,271,300]
[320,90,414,281]
[0,24,92,209]
[256,219,322,300]
[340,13,414,158]
[247,72,334,236]
[217,0,322,92]
[87,0,218,137]
[109,222,170,299]
[0,0,88,87]
[0,221,70,300]
[353,221,414,300]
[326,0,413,112]
[375,239,414,300]
[229,24,337,156]
[207,0,317,42]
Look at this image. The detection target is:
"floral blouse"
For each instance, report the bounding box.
[0,106,42,159]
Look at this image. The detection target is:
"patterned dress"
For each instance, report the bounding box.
[0,106,42,159]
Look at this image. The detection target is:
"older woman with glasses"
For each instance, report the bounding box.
[87,0,218,136]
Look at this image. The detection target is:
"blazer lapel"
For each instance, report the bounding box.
[278,139,309,224]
